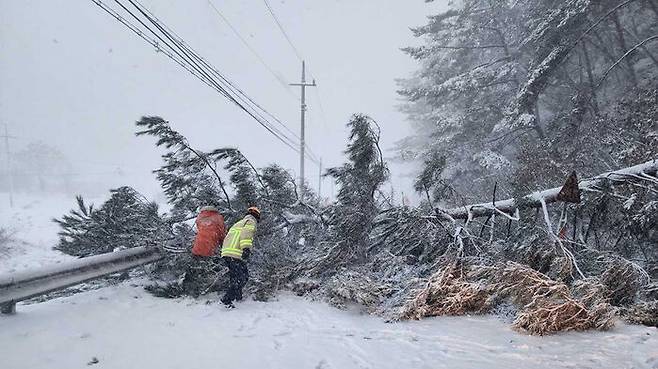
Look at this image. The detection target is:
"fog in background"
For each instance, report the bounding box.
[1,0,446,204]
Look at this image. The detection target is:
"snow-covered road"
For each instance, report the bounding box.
[1,283,657,369]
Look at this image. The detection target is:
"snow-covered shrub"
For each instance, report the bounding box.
[599,258,651,306]
[370,207,452,263]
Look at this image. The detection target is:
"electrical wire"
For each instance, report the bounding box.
[260,0,330,152]
[93,0,303,157]
[90,0,322,165]
[262,0,304,63]
[127,0,313,159]
[206,0,299,102]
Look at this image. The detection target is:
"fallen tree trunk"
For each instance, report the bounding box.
[437,159,658,221]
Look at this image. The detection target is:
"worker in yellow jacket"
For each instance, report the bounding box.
[220,206,260,307]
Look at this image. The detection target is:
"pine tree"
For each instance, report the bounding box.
[305,114,389,274]
[136,116,233,220]
[54,186,168,257]
[399,0,658,202]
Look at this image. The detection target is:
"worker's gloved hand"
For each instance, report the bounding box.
[242,248,252,261]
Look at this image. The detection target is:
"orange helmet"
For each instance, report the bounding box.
[247,206,261,220]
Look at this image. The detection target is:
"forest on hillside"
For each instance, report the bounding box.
[54,0,658,335]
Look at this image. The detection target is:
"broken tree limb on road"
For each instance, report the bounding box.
[436,159,658,221]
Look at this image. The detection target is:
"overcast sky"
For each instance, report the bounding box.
[1,0,446,201]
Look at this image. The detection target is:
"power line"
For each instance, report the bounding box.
[259,0,329,176]
[262,0,304,63]
[138,1,322,166]
[103,0,297,151]
[206,0,299,102]
[93,0,246,113]
[134,2,301,143]
[260,0,323,85]
[123,0,303,154]
[123,0,321,165]
[91,0,313,160]
[260,0,330,149]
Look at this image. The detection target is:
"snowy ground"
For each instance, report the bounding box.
[1,284,657,369]
[2,192,658,369]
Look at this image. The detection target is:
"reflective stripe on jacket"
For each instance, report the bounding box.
[221,214,257,260]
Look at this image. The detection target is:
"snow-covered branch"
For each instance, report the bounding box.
[436,159,658,220]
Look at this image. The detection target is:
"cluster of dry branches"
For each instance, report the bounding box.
[401,262,616,335]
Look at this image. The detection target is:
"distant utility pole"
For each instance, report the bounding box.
[290,61,316,198]
[2,124,16,208]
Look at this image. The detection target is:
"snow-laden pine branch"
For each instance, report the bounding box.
[436,159,658,220]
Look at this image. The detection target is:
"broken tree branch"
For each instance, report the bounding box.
[436,159,658,220]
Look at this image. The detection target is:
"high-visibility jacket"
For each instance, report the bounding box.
[191,209,226,257]
[221,214,257,260]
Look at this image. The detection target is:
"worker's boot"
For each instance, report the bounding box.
[221,294,234,308]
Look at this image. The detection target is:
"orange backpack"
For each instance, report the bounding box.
[191,209,226,257]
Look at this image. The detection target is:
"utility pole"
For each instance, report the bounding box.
[290,61,316,199]
[2,124,15,208]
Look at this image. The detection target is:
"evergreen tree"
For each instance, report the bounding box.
[306,114,389,273]
[399,0,658,202]
[54,186,168,257]
[135,116,233,220]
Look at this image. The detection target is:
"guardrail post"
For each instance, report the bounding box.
[1,301,16,315]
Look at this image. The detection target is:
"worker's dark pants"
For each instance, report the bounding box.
[182,255,218,297]
[222,257,248,304]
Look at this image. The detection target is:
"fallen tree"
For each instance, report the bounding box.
[436,159,658,221]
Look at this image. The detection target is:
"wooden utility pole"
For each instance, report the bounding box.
[2,124,15,208]
[290,61,316,198]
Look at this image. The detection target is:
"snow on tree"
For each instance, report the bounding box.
[398,0,658,203]
[133,116,326,299]
[54,186,168,257]
[304,114,389,275]
[135,116,233,220]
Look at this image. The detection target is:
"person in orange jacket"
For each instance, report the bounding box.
[183,205,226,297]
[192,206,226,257]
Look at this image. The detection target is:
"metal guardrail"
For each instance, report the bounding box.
[0,246,163,314]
